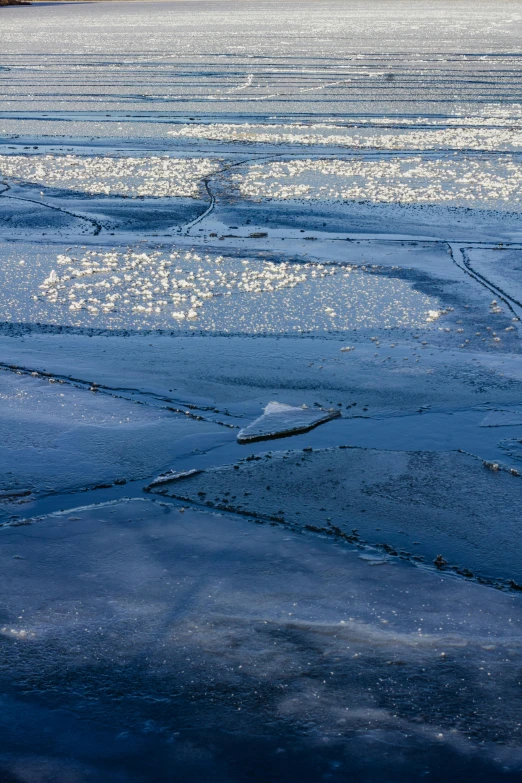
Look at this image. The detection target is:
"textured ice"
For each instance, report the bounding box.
[1,499,522,781]
[237,401,341,443]
[2,0,522,121]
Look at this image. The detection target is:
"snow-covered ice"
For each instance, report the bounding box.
[0,154,220,197]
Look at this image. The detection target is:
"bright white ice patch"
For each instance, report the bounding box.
[169,122,522,151]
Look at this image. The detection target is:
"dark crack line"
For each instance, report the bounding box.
[461,246,522,316]
[179,153,286,235]
[447,242,522,321]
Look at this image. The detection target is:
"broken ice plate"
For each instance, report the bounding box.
[480,409,522,427]
[145,468,201,490]
[237,401,341,444]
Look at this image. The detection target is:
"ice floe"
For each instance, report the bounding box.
[237,401,341,443]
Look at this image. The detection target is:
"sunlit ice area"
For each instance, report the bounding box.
[1,0,522,781]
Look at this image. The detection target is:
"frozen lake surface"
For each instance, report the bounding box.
[1,1,522,780]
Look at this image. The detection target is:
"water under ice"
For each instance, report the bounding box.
[237,401,341,443]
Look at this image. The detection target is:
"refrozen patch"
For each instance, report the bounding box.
[237,401,341,443]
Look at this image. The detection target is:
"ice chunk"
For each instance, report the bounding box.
[237,401,340,443]
[146,468,202,489]
[480,409,522,427]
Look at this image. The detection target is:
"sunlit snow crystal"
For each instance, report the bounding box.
[237,401,341,444]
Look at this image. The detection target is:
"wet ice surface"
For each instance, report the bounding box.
[1,500,522,782]
[2,0,522,779]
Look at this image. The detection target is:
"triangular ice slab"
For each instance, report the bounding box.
[237,401,341,444]
[480,409,522,427]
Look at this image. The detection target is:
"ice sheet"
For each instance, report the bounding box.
[0,499,522,781]
[2,1,522,778]
[150,445,522,587]
[0,370,227,497]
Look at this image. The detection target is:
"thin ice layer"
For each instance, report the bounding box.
[237,401,341,443]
